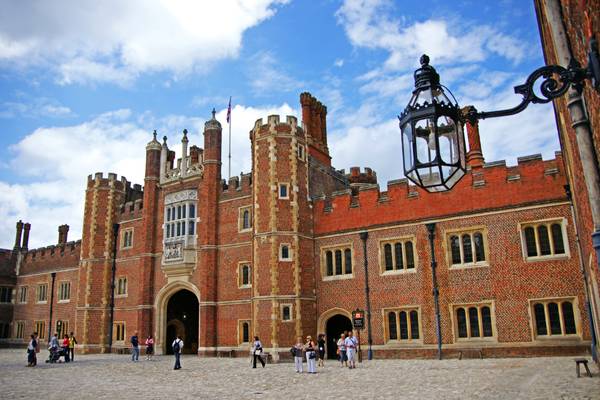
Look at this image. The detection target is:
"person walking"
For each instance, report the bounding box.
[26,334,37,367]
[337,333,347,367]
[130,332,140,362]
[68,332,77,362]
[305,335,317,374]
[62,334,70,362]
[172,335,183,370]
[32,332,39,366]
[292,337,304,373]
[145,335,154,361]
[251,336,265,368]
[317,334,326,367]
[344,331,358,369]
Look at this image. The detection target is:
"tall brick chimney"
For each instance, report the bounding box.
[22,222,31,250]
[58,224,69,245]
[465,118,485,168]
[300,92,330,166]
[13,220,23,250]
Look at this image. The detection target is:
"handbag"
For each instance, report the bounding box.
[254,349,262,355]
[309,351,316,359]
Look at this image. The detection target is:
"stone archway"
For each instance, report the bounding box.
[154,281,201,355]
[318,308,353,359]
[165,290,198,354]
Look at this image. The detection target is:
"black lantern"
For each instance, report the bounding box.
[399,55,466,192]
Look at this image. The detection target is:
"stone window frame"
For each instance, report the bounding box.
[278,183,290,200]
[528,296,581,341]
[113,321,126,342]
[280,303,293,322]
[382,306,423,344]
[18,286,28,304]
[115,277,128,297]
[297,143,306,162]
[449,301,497,342]
[279,243,293,262]
[238,206,252,233]
[518,218,570,262]
[378,235,418,275]
[34,320,46,340]
[163,190,198,248]
[15,320,25,339]
[36,283,48,304]
[56,319,69,338]
[238,262,252,288]
[0,321,10,339]
[57,281,71,303]
[443,226,490,269]
[121,228,134,249]
[320,243,355,281]
[238,320,251,345]
[0,286,12,303]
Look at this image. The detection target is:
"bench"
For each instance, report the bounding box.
[575,358,593,378]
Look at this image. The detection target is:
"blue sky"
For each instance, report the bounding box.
[0,0,560,248]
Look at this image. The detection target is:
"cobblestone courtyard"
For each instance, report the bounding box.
[0,350,598,399]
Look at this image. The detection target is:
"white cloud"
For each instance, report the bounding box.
[0,97,73,119]
[334,59,344,67]
[0,0,289,85]
[0,102,295,248]
[248,52,303,95]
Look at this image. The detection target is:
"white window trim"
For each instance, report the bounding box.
[297,143,306,162]
[378,236,418,275]
[115,277,128,298]
[15,320,25,339]
[278,183,290,200]
[36,284,48,304]
[113,321,126,342]
[321,244,355,281]
[238,319,251,345]
[18,286,28,304]
[280,303,294,322]
[527,296,581,341]
[279,243,293,262]
[121,228,134,249]
[57,281,71,303]
[518,218,570,262]
[449,301,497,343]
[0,286,13,303]
[382,306,423,344]
[443,226,490,269]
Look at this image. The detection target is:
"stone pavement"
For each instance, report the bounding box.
[0,349,598,399]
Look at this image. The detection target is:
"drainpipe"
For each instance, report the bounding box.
[359,231,373,360]
[566,185,598,361]
[542,0,600,267]
[48,272,56,343]
[108,223,119,353]
[426,223,442,360]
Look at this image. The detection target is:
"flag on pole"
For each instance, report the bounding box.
[226,97,232,123]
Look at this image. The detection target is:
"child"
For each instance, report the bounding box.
[293,337,304,373]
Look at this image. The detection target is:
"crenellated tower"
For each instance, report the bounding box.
[250,114,315,360]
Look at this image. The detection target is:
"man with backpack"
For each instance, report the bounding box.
[172,335,183,370]
[130,332,140,362]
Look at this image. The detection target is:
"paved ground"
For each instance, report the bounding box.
[0,349,598,399]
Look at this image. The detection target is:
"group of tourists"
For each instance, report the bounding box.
[130,332,156,362]
[25,331,77,366]
[251,331,358,374]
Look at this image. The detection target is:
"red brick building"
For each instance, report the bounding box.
[0,92,592,359]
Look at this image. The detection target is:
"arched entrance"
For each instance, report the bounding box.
[326,314,353,359]
[165,289,199,354]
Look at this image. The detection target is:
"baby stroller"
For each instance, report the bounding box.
[46,346,67,363]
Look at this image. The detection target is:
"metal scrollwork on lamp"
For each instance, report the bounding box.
[399,38,600,192]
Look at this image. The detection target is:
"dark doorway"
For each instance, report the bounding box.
[165,289,199,354]
[326,314,353,359]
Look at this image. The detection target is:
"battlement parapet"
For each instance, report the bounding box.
[119,198,144,220]
[251,115,304,139]
[314,153,567,234]
[160,130,204,185]
[24,240,82,261]
[86,172,136,192]
[347,166,378,186]
[221,172,253,201]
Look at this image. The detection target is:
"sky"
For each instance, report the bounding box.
[0,0,561,249]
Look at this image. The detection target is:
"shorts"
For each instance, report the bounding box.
[346,348,355,361]
[146,346,154,355]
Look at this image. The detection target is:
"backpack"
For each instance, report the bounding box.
[172,340,180,353]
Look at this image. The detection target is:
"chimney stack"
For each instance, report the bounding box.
[58,224,69,245]
[465,118,484,168]
[13,220,23,250]
[22,223,31,250]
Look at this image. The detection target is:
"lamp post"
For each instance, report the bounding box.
[48,272,56,343]
[399,39,599,193]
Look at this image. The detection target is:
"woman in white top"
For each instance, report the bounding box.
[251,336,265,368]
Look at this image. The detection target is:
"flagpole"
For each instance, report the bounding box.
[228,118,231,180]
